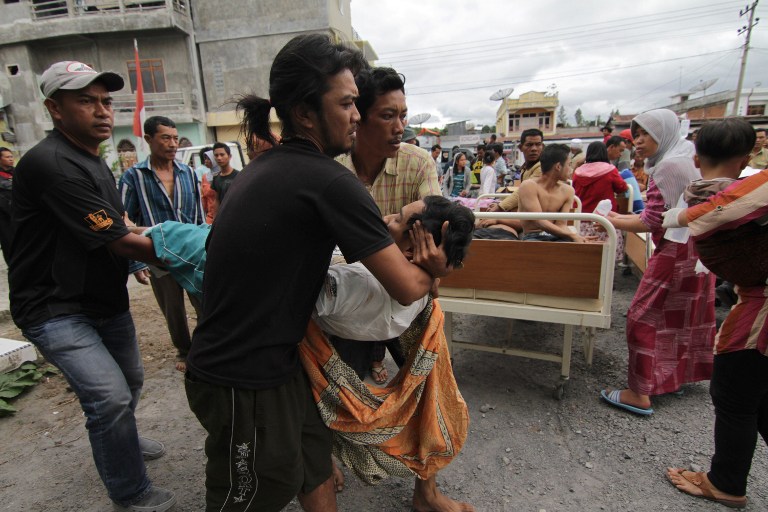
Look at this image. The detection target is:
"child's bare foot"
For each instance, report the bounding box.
[331,459,345,493]
[413,476,475,512]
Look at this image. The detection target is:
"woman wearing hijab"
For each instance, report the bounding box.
[600,109,716,416]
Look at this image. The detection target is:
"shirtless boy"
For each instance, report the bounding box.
[518,143,586,242]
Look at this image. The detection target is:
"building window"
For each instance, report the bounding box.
[538,112,551,130]
[31,0,67,17]
[746,104,765,116]
[510,112,550,132]
[127,59,166,93]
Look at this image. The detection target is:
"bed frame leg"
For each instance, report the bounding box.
[561,325,573,380]
[582,327,596,366]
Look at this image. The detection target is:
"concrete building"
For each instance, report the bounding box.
[192,0,376,144]
[0,0,377,169]
[495,90,558,139]
[0,0,204,172]
[663,87,768,128]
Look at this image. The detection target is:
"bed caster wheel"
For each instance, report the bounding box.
[552,379,568,400]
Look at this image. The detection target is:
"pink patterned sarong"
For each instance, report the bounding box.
[626,180,716,395]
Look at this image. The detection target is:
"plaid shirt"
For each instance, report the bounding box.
[338,143,440,215]
[119,157,204,227]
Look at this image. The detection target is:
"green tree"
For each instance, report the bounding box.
[574,108,584,126]
[481,125,494,133]
[557,106,568,126]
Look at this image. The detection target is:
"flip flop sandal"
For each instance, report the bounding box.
[667,468,747,509]
[600,389,654,416]
[370,365,388,384]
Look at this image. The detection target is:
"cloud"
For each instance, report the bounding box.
[351,0,767,127]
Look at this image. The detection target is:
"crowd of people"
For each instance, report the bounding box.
[2,33,766,512]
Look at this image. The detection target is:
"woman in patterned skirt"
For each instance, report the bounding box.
[599,109,716,415]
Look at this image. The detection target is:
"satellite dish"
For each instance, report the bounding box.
[688,78,718,94]
[409,112,431,125]
[490,88,514,101]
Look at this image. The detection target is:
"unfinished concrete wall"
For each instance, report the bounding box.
[0,44,47,151]
[191,0,351,111]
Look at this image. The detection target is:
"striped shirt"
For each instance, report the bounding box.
[119,157,204,227]
[687,170,768,240]
[337,143,440,216]
[686,169,768,356]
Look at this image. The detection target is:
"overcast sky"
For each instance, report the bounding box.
[350,0,768,129]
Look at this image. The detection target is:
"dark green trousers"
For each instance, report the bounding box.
[186,369,332,512]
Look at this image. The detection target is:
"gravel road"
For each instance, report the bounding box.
[0,271,765,511]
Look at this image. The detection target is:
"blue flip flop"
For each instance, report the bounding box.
[600,389,654,416]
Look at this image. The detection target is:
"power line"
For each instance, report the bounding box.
[385,8,738,67]
[406,49,738,96]
[617,50,738,109]
[396,19,737,78]
[377,1,744,58]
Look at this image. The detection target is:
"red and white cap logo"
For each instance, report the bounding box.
[65,62,97,74]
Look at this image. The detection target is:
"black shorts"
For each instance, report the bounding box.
[186,368,332,512]
[522,231,566,242]
[473,227,519,240]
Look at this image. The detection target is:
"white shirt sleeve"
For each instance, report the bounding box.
[480,165,496,195]
[313,262,427,340]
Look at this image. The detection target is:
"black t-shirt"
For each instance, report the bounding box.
[0,168,13,215]
[188,139,393,389]
[211,170,239,203]
[9,130,130,328]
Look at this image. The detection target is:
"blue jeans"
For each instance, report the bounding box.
[23,311,151,506]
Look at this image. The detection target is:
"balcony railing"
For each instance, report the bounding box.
[112,91,190,114]
[30,0,188,20]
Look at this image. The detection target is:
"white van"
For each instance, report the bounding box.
[175,141,246,172]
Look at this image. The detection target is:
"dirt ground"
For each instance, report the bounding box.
[0,273,766,512]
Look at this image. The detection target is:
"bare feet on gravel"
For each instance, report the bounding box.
[331,459,345,493]
[412,476,475,512]
[666,467,747,508]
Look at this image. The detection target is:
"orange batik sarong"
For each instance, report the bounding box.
[299,299,469,485]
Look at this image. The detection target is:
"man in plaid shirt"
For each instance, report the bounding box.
[335,66,440,385]
[119,115,204,372]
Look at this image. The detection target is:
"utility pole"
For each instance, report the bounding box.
[732,1,760,115]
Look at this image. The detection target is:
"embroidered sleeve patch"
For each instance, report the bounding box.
[84,209,114,231]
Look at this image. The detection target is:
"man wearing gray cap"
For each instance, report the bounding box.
[9,61,175,511]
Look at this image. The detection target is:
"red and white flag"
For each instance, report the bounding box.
[132,39,147,155]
